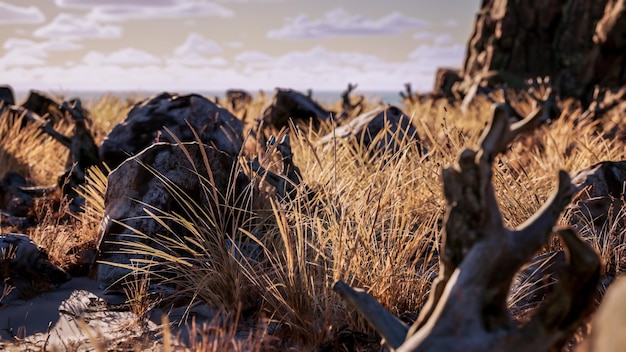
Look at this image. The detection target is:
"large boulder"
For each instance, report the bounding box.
[96,142,252,288]
[99,92,243,170]
[262,88,334,129]
[459,0,626,102]
[0,233,71,303]
[317,105,426,156]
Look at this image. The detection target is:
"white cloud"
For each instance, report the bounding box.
[413,32,455,45]
[234,51,272,62]
[0,37,81,69]
[277,46,383,67]
[55,0,178,7]
[443,19,458,27]
[33,14,122,39]
[4,38,82,54]
[408,43,464,70]
[167,54,227,67]
[267,8,428,39]
[2,42,466,93]
[82,47,161,66]
[0,50,46,68]
[225,41,243,48]
[83,2,233,22]
[214,0,282,2]
[174,33,222,56]
[413,31,435,41]
[0,2,45,24]
[433,34,453,45]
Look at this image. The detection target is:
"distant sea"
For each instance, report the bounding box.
[14,89,403,107]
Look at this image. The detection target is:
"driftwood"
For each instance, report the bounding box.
[399,83,416,103]
[4,98,99,208]
[334,104,600,351]
[339,83,364,120]
[248,132,308,201]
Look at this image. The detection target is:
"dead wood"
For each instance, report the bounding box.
[334,103,600,352]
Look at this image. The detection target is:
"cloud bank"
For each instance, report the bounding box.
[268,8,428,39]
[0,2,45,24]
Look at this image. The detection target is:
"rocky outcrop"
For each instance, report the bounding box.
[317,105,426,156]
[99,93,243,170]
[96,142,252,288]
[262,88,334,129]
[0,233,71,303]
[457,0,626,102]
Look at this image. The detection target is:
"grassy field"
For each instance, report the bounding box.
[0,90,624,351]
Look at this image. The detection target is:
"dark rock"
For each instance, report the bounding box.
[99,92,243,170]
[459,0,626,102]
[317,105,426,156]
[432,68,461,99]
[96,142,252,288]
[0,172,57,228]
[0,85,15,106]
[225,89,252,112]
[0,172,34,218]
[262,88,334,129]
[0,233,71,303]
[509,251,565,313]
[564,160,626,272]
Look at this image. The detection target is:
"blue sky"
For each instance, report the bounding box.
[0,1,478,93]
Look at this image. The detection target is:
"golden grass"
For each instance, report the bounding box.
[1,90,624,350]
[0,111,70,184]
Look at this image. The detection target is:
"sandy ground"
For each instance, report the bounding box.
[0,277,169,351]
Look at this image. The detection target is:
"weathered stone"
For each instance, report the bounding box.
[564,161,626,271]
[0,85,15,106]
[96,142,251,288]
[432,67,461,99]
[317,105,425,156]
[0,233,71,303]
[225,89,252,112]
[0,172,57,228]
[262,88,334,129]
[459,0,626,102]
[0,171,34,218]
[99,92,243,170]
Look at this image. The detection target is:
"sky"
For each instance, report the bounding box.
[0,1,478,94]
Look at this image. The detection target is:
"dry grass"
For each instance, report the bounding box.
[1,90,624,350]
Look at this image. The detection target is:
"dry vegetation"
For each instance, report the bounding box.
[0,90,624,351]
